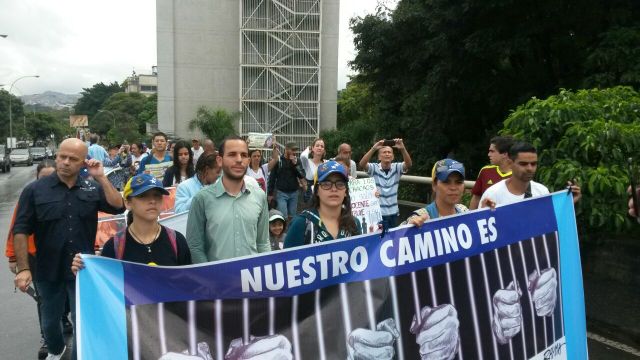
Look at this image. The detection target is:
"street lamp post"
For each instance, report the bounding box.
[97,109,116,127]
[8,75,39,148]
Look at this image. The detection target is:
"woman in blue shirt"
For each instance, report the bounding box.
[405,158,468,226]
[285,161,361,247]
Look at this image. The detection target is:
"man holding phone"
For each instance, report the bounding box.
[268,141,306,221]
[359,138,412,229]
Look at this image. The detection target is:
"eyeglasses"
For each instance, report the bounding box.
[318,180,347,190]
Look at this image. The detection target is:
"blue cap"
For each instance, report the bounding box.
[433,159,465,182]
[123,174,169,199]
[314,160,349,185]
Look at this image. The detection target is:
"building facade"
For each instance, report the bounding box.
[125,67,158,96]
[156,0,339,147]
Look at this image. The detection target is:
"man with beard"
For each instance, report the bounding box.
[186,136,270,262]
[480,141,581,206]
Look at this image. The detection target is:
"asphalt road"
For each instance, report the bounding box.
[0,164,637,359]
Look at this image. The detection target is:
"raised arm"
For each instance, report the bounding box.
[359,140,384,172]
[87,159,125,209]
[267,146,279,171]
[395,138,412,172]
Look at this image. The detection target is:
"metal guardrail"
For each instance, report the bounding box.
[356,170,476,211]
[356,171,475,189]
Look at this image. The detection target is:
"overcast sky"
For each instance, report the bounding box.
[0,0,392,96]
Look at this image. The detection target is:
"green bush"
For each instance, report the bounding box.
[501,86,640,233]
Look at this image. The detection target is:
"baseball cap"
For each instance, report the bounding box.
[269,209,285,223]
[285,141,298,150]
[123,174,170,199]
[433,159,465,182]
[314,160,348,185]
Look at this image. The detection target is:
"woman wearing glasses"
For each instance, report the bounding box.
[405,158,468,226]
[284,161,361,247]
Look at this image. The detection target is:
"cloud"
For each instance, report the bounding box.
[0,0,390,95]
[0,0,156,95]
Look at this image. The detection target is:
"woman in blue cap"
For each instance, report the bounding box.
[285,160,361,247]
[405,158,468,226]
[72,173,191,269]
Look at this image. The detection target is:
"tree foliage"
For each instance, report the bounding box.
[138,93,158,125]
[74,82,123,119]
[0,90,25,140]
[188,107,238,145]
[501,86,640,233]
[322,81,381,158]
[344,0,640,177]
[25,113,63,144]
[93,92,152,143]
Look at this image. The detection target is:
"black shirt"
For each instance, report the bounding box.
[101,226,191,266]
[13,172,125,281]
[267,155,306,194]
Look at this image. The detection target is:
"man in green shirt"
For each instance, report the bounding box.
[186,136,270,262]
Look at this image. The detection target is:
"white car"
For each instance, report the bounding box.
[10,148,33,166]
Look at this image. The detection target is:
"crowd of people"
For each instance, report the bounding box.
[9,129,637,360]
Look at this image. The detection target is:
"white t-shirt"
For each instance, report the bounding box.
[246,164,269,191]
[480,179,549,207]
[192,146,204,165]
[300,147,325,181]
[131,153,148,171]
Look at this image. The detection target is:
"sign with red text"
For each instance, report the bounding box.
[349,177,382,234]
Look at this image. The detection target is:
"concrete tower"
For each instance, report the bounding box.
[157,0,339,148]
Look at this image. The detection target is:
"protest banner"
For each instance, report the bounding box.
[143,161,173,181]
[349,178,383,234]
[247,132,274,150]
[95,187,177,249]
[77,192,586,360]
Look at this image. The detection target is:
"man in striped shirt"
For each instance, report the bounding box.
[359,139,412,229]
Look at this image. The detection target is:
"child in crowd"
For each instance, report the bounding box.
[72,173,191,269]
[268,209,287,250]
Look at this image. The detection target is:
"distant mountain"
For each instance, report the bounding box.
[20,91,80,109]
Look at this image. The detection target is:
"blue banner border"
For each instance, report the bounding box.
[553,192,588,359]
[77,257,127,360]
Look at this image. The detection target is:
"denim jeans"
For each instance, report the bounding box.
[381,214,398,230]
[34,279,76,359]
[276,190,298,218]
[303,182,313,203]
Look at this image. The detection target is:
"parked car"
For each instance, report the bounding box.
[10,148,33,167]
[0,145,10,173]
[30,147,47,161]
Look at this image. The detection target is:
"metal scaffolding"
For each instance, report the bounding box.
[240,0,322,149]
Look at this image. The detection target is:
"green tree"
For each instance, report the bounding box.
[138,93,157,125]
[188,107,238,145]
[322,81,382,159]
[583,26,640,88]
[501,86,640,233]
[0,90,25,141]
[94,92,149,141]
[25,113,61,144]
[74,82,123,119]
[347,0,640,177]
